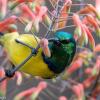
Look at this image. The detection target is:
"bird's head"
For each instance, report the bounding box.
[52,31,76,49]
[55,31,73,41]
[47,31,76,74]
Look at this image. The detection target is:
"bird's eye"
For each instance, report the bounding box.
[60,39,70,44]
[54,40,62,46]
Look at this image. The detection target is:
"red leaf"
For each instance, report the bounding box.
[87,4,97,16]
[17,0,33,3]
[73,14,88,45]
[85,15,100,37]
[14,87,37,100]
[72,14,81,27]
[35,6,47,21]
[0,68,7,95]
[92,56,100,76]
[37,81,47,90]
[82,76,96,89]
[91,84,100,98]
[14,81,47,100]
[0,16,17,29]
[94,44,100,52]
[66,58,83,75]
[85,68,93,75]
[95,0,100,18]
[0,0,7,19]
[86,15,98,29]
[59,96,67,100]
[10,0,33,10]
[96,0,100,13]
[72,84,85,100]
[77,4,93,14]
[20,4,35,20]
[80,24,88,45]
[84,25,95,50]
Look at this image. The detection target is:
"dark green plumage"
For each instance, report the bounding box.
[43,31,76,74]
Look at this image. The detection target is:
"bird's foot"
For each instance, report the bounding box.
[5,69,15,78]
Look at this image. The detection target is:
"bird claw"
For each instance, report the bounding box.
[5,69,15,78]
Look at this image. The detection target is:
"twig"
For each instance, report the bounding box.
[0,0,65,83]
[55,25,76,31]
[49,0,56,9]
[0,53,33,83]
[17,17,39,45]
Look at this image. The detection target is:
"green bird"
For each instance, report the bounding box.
[0,31,76,79]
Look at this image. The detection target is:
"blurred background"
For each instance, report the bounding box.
[0,0,100,100]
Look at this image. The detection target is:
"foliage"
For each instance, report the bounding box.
[0,0,100,100]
